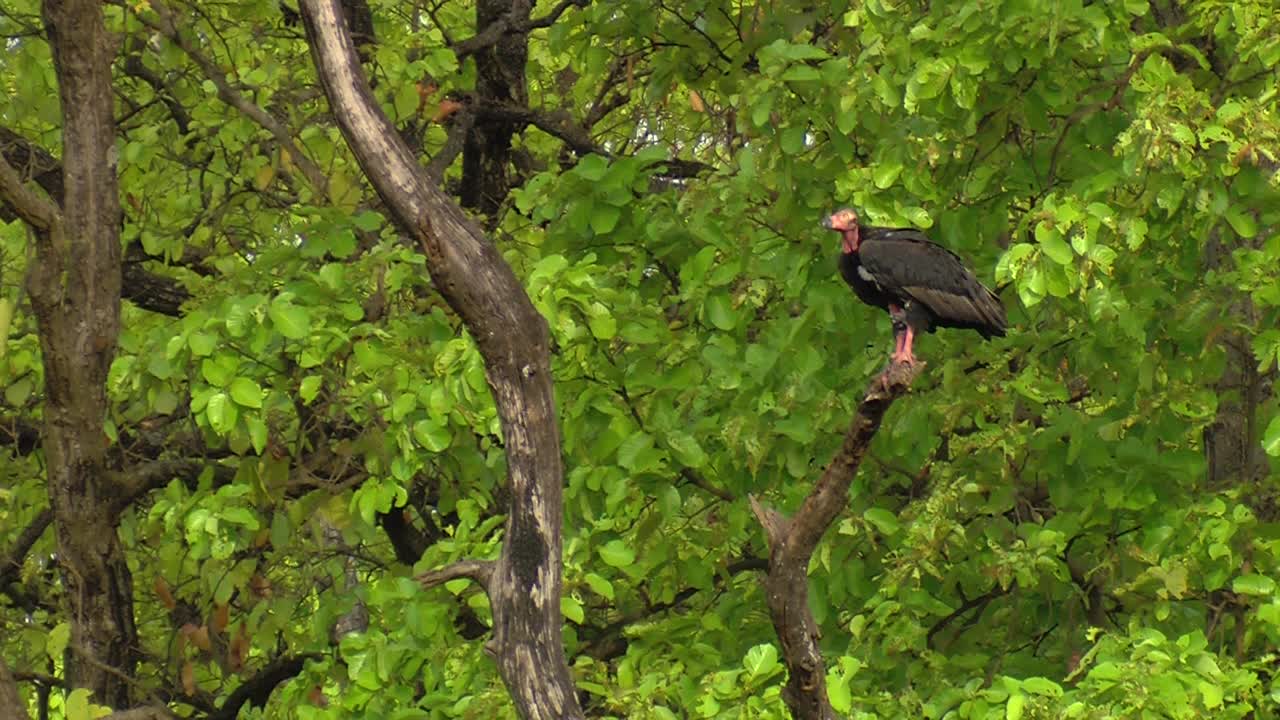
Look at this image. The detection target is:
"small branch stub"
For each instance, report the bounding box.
[416,559,495,593]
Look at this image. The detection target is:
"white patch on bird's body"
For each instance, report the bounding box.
[856,265,880,289]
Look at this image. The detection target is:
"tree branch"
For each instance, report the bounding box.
[0,508,53,590]
[751,362,922,720]
[0,128,191,316]
[0,152,61,233]
[137,1,332,198]
[425,108,474,180]
[452,0,591,59]
[207,653,323,720]
[100,708,176,720]
[472,100,713,177]
[110,458,204,515]
[416,559,495,593]
[0,658,32,720]
[679,467,733,502]
[580,555,766,661]
[926,583,1012,649]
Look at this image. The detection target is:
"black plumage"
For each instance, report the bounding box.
[823,208,1006,365]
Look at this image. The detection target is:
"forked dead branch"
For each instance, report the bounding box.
[751,362,922,720]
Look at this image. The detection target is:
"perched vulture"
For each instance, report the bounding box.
[822,208,1007,365]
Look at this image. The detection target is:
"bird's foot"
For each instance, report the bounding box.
[878,357,925,392]
[889,349,919,367]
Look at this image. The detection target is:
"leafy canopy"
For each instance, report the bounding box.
[1,0,1279,718]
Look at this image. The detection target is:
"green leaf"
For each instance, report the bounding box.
[1199,680,1224,709]
[189,332,217,356]
[152,389,179,415]
[587,303,616,339]
[780,127,806,155]
[147,354,173,379]
[246,414,268,455]
[665,430,707,468]
[743,643,779,678]
[585,573,615,600]
[1036,223,1074,264]
[352,210,383,231]
[1021,677,1063,696]
[617,433,655,471]
[201,357,234,387]
[576,154,609,181]
[705,293,737,330]
[872,162,902,189]
[1126,218,1148,249]
[413,419,452,452]
[829,672,852,713]
[1264,414,1280,457]
[863,508,900,535]
[599,540,635,568]
[589,204,621,234]
[229,377,264,408]
[271,511,291,550]
[4,376,33,406]
[222,507,260,529]
[66,688,94,720]
[1232,574,1275,596]
[561,595,585,624]
[902,206,931,228]
[318,263,346,290]
[1224,206,1257,238]
[46,622,70,661]
[299,375,322,404]
[391,392,417,421]
[781,65,821,83]
[206,392,237,435]
[1007,692,1026,720]
[269,299,311,339]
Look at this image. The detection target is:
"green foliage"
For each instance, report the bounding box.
[2,0,1280,717]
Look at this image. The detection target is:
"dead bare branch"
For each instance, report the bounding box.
[751,361,922,720]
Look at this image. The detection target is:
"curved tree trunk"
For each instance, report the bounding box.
[298,3,583,718]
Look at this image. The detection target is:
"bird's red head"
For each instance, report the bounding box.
[822,208,861,253]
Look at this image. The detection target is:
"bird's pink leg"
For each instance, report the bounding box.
[888,304,907,358]
[892,325,918,366]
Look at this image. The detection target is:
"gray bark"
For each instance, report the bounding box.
[298,2,584,717]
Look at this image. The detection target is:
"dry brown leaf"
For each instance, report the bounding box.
[689,89,706,113]
[190,624,211,652]
[228,624,250,673]
[433,99,464,124]
[153,576,176,610]
[211,603,230,634]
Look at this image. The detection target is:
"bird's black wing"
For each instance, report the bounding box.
[859,227,1007,336]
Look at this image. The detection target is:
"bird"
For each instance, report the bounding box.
[822,207,1007,366]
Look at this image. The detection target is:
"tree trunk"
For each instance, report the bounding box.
[460,0,530,215]
[33,0,131,707]
[1203,230,1272,488]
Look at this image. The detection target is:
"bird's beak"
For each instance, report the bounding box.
[820,215,833,230]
